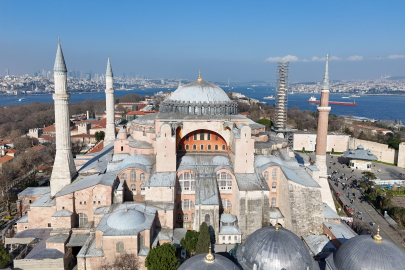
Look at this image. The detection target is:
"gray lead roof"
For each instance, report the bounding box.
[106,56,113,77]
[54,38,67,72]
[179,253,239,270]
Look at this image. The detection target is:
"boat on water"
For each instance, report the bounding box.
[350,95,360,98]
[342,96,350,99]
[18,98,27,101]
[307,96,356,106]
[263,95,275,100]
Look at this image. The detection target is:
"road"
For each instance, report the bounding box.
[302,152,405,250]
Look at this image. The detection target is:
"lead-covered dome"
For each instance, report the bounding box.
[169,81,230,103]
[106,209,146,230]
[236,226,320,270]
[159,73,238,116]
[179,252,239,270]
[329,234,405,270]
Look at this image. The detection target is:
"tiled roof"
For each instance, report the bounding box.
[86,141,104,155]
[71,133,95,138]
[0,155,14,163]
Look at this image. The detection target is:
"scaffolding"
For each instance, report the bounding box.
[275,62,289,130]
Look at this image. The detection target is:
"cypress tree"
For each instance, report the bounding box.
[145,243,179,270]
[0,245,10,268]
[195,222,211,255]
[180,230,199,255]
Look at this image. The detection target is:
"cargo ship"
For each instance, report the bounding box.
[307,96,356,106]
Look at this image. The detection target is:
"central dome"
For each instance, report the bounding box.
[168,80,230,103]
[106,209,146,230]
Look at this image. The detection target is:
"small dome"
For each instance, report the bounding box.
[106,209,146,230]
[236,226,319,270]
[118,129,126,133]
[220,213,236,223]
[333,235,405,270]
[120,155,151,169]
[178,253,239,270]
[168,80,230,103]
[357,145,364,150]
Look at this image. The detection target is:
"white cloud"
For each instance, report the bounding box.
[347,55,363,61]
[387,55,405,59]
[265,55,300,62]
[311,56,326,61]
[330,56,342,61]
[302,59,310,62]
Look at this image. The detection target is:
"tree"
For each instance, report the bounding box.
[145,243,179,270]
[101,252,139,270]
[358,131,367,140]
[256,118,271,128]
[180,230,199,255]
[0,165,18,217]
[95,131,105,142]
[388,137,402,150]
[71,141,86,157]
[21,179,39,189]
[14,137,33,151]
[0,245,11,268]
[195,222,210,255]
[362,171,377,180]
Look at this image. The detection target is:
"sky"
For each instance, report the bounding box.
[1,0,405,82]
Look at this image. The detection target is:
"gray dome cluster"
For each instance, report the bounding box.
[329,235,405,270]
[178,253,239,270]
[236,226,319,270]
[160,80,238,116]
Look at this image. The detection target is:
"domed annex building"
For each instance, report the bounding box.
[10,40,344,270]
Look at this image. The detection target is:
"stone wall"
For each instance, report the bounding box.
[288,182,324,236]
[397,142,405,168]
[293,133,350,152]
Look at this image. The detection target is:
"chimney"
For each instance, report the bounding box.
[87,110,90,119]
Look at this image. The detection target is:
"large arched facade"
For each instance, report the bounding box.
[177,129,229,152]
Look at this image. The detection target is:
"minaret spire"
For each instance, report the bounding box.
[104,55,116,146]
[50,38,77,196]
[197,69,202,82]
[314,54,335,212]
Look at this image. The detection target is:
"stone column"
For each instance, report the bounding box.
[104,56,116,146]
[50,39,76,197]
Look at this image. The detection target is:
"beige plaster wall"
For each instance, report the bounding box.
[397,142,405,168]
[144,187,174,202]
[349,137,396,164]
[27,206,55,228]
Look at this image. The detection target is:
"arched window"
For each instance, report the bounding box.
[121,173,127,181]
[140,184,146,195]
[272,169,277,180]
[193,144,197,150]
[272,182,277,193]
[193,133,198,140]
[221,198,232,210]
[271,197,276,207]
[178,199,195,210]
[130,170,136,182]
[200,145,204,150]
[208,145,211,150]
[191,213,195,222]
[205,214,210,223]
[222,145,226,150]
[217,172,233,190]
[215,145,219,150]
[185,135,190,141]
[186,144,189,150]
[264,171,269,180]
[178,172,196,193]
[207,133,211,140]
[140,173,145,181]
[184,213,189,221]
[200,131,204,140]
[131,184,136,194]
[77,213,88,228]
[116,241,125,253]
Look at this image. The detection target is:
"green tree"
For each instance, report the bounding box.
[0,245,11,268]
[344,127,353,136]
[180,230,199,255]
[145,243,179,270]
[362,171,377,180]
[256,118,272,128]
[195,222,210,255]
[95,131,105,142]
[388,137,402,150]
[358,131,367,140]
[21,179,39,189]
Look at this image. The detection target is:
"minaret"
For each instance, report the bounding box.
[50,38,77,196]
[104,55,116,146]
[315,55,335,211]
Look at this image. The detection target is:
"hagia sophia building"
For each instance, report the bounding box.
[8,39,405,270]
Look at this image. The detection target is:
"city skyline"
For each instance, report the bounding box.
[1,1,404,81]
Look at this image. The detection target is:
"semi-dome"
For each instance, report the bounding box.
[106,209,146,230]
[120,155,151,169]
[220,213,236,223]
[179,250,239,270]
[330,232,405,270]
[236,226,319,270]
[159,72,238,116]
